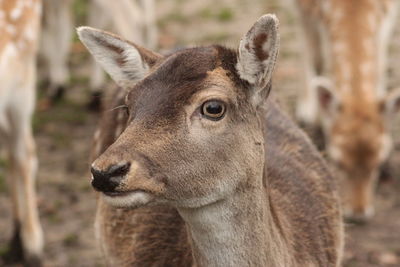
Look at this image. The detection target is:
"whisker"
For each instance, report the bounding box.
[107,105,128,112]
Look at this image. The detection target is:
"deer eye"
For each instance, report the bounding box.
[201,100,226,120]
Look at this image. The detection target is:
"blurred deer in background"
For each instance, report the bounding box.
[0,0,43,265]
[293,0,400,221]
[78,15,343,266]
[40,0,157,109]
[40,0,73,102]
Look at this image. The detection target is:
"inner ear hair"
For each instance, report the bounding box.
[77,26,162,88]
[236,14,280,94]
[312,76,339,113]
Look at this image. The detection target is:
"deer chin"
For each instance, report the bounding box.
[102,190,155,208]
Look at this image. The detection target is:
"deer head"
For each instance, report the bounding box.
[314,76,400,220]
[78,15,279,209]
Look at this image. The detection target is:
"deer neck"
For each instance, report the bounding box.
[178,176,291,267]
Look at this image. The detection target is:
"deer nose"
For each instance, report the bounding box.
[90,162,131,192]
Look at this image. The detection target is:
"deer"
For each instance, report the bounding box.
[39,0,73,102]
[0,0,43,266]
[40,0,157,109]
[292,0,400,221]
[78,14,344,266]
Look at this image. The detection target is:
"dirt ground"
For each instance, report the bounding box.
[0,0,400,266]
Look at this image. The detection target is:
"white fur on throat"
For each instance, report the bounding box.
[178,187,290,267]
[103,191,154,208]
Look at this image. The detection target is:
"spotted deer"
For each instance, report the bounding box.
[293,0,400,221]
[78,15,343,266]
[0,0,43,265]
[40,0,157,107]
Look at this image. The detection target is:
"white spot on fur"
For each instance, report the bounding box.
[332,41,346,53]
[6,24,16,36]
[10,5,23,20]
[332,9,344,21]
[362,38,374,55]
[16,40,26,50]
[360,62,373,76]
[320,0,331,14]
[24,0,35,8]
[1,44,17,67]
[366,12,377,29]
[24,25,35,41]
[341,64,351,84]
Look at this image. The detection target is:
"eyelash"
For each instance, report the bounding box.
[109,105,130,116]
[122,105,130,116]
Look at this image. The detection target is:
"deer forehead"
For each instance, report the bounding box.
[331,120,385,165]
[331,103,385,139]
[333,113,384,137]
[126,46,242,120]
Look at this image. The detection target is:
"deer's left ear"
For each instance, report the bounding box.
[236,14,279,105]
[77,27,162,88]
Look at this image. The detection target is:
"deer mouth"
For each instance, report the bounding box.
[101,190,155,208]
[103,188,151,197]
[103,190,135,197]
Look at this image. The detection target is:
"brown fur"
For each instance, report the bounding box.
[90,44,343,266]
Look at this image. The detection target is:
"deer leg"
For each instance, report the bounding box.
[87,63,105,111]
[40,0,73,102]
[0,119,23,265]
[87,0,144,89]
[140,0,157,49]
[85,0,114,111]
[100,0,144,43]
[343,175,377,224]
[5,63,43,266]
[7,125,43,266]
[294,8,324,125]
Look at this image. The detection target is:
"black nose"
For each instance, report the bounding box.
[91,162,131,192]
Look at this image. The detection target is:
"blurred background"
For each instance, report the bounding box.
[0,0,399,266]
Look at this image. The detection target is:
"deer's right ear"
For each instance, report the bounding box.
[313,76,340,116]
[236,14,279,106]
[77,27,162,88]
